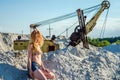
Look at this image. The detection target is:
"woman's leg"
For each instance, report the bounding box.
[42,69,56,79]
[33,69,47,80]
[49,71,56,79]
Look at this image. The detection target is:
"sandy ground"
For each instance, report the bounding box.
[0,33,120,80]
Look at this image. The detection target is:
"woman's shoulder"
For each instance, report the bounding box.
[28,43,33,50]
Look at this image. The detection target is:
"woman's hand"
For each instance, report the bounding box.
[29,70,33,78]
[42,68,50,73]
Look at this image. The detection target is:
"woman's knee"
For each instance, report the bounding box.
[51,72,56,78]
[49,72,56,79]
[33,70,47,80]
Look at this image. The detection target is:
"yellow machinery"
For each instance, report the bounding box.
[13,0,110,52]
[69,0,110,48]
[14,40,29,50]
[41,40,59,53]
[14,39,59,53]
[13,30,59,53]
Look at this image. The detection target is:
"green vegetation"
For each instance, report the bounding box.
[88,36,120,47]
[114,40,120,44]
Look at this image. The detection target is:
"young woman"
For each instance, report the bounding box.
[28,29,55,80]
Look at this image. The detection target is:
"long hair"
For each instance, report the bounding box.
[30,29,44,53]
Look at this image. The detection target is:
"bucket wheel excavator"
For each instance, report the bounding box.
[13,0,110,52]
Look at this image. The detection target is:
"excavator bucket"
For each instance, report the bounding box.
[69,9,89,48]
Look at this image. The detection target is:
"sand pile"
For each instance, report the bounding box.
[0,33,120,80]
[44,44,120,80]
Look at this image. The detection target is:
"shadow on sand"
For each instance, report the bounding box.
[0,63,30,80]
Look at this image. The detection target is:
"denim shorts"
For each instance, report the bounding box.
[32,62,41,72]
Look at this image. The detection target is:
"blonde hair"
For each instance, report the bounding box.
[30,29,44,53]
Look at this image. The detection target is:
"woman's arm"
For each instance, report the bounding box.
[39,51,45,70]
[28,44,33,77]
[28,45,32,70]
[41,61,45,69]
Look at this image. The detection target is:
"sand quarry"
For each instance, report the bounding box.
[0,32,120,80]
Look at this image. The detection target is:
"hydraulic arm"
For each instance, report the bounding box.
[13,0,110,52]
[30,0,110,48]
[30,1,109,28]
[86,0,110,34]
[69,0,110,48]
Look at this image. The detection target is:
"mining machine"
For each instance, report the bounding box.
[14,0,110,52]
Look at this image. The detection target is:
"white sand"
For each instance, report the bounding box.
[0,33,120,80]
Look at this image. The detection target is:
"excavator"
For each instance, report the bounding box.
[13,0,110,52]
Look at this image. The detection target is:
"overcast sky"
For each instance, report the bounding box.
[0,0,120,38]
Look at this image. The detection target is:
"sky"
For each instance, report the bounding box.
[0,0,120,38]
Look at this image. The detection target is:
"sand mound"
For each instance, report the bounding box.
[0,32,120,80]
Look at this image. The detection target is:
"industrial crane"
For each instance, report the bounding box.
[14,0,110,52]
[69,0,110,48]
